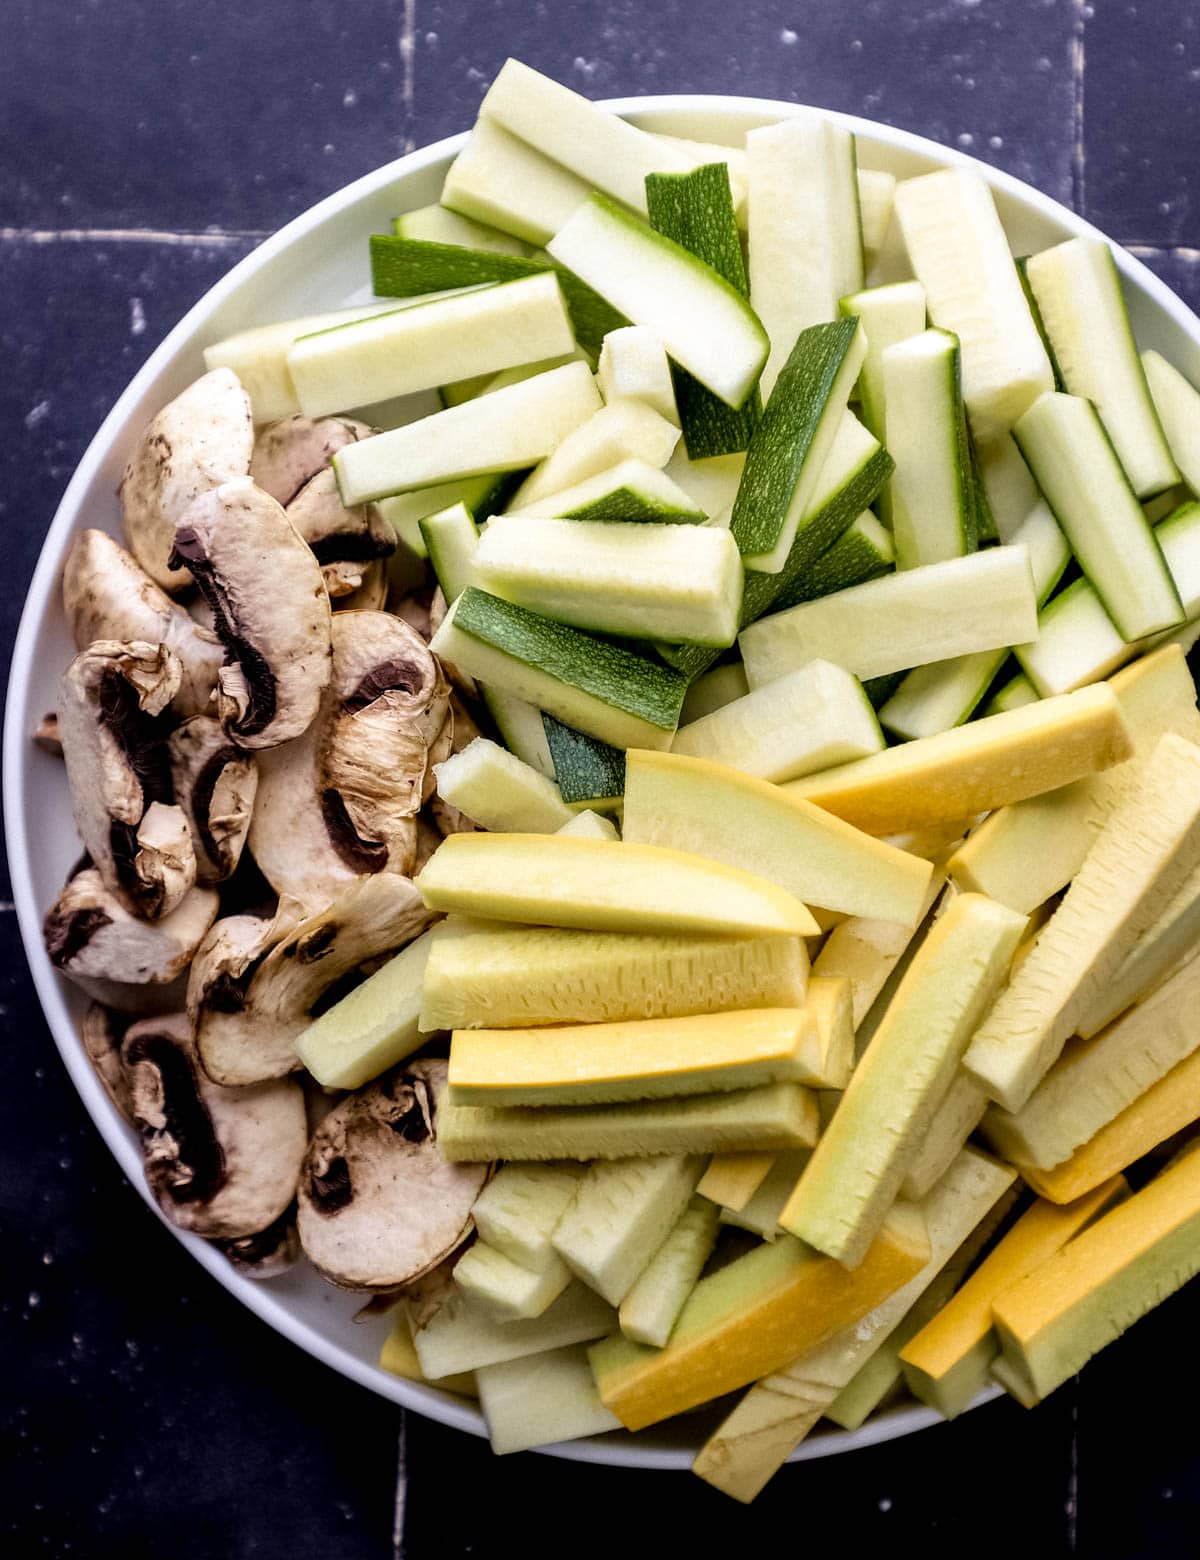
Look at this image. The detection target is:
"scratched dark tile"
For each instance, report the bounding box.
[1073,1283,1200,1559]
[0,0,407,232]
[1080,0,1200,246]
[402,1390,1078,1559]
[0,913,399,1560]
[414,0,1078,203]
[1131,246,1200,321]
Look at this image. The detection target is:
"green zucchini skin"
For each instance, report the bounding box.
[542,715,627,806]
[645,162,761,461]
[368,234,625,354]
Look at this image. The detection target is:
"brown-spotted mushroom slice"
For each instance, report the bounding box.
[123,1012,307,1240]
[169,476,332,751]
[213,1205,300,1278]
[249,612,450,908]
[44,867,219,1012]
[334,559,388,613]
[168,717,257,885]
[191,874,436,1087]
[297,1058,489,1291]
[63,529,225,718]
[249,414,374,506]
[286,468,395,600]
[121,367,254,591]
[57,640,197,918]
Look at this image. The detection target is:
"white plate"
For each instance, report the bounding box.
[6,95,1200,1471]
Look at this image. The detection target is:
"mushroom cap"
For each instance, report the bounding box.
[249,414,374,507]
[168,716,258,884]
[123,1012,307,1240]
[191,874,436,1086]
[333,559,388,612]
[120,368,254,591]
[285,468,395,599]
[57,640,197,919]
[44,867,219,1011]
[249,612,449,908]
[169,476,333,751]
[297,1058,489,1291]
[63,529,225,718]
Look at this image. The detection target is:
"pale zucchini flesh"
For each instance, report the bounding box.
[679,661,749,725]
[334,361,602,505]
[893,167,1054,442]
[597,326,679,425]
[839,279,927,445]
[740,546,1038,688]
[441,116,594,246]
[510,397,681,508]
[547,194,769,411]
[1024,237,1178,498]
[671,659,884,783]
[884,327,976,569]
[394,201,530,255]
[419,501,479,602]
[1013,391,1183,641]
[477,1343,622,1455]
[622,748,932,926]
[410,1281,615,1380]
[452,1240,572,1321]
[419,919,809,1031]
[1143,349,1200,496]
[778,894,1026,1267]
[436,1081,820,1162]
[618,1197,721,1347]
[433,736,573,833]
[506,458,706,525]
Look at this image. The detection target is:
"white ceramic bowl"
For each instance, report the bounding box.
[7,94,1200,1471]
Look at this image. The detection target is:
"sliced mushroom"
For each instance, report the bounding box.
[63,529,225,718]
[191,874,435,1086]
[286,468,395,598]
[169,476,332,750]
[249,612,450,908]
[297,1058,489,1290]
[57,640,196,918]
[213,1205,300,1278]
[412,813,443,874]
[80,1003,133,1121]
[32,712,62,757]
[123,1012,307,1240]
[121,368,254,591]
[334,559,388,612]
[250,414,374,507]
[169,717,257,884]
[44,867,219,1011]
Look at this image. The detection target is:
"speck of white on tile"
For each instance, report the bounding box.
[24,401,50,430]
[129,296,146,336]
[781,28,798,44]
[342,88,357,107]
[957,132,975,147]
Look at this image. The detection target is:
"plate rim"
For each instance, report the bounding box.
[5,90,1198,1471]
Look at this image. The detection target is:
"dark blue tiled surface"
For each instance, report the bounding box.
[3,3,1200,1556]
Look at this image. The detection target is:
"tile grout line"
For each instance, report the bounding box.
[1069,0,1087,215]
[400,0,417,154]
[0,226,267,247]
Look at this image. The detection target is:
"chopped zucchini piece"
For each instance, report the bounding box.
[477,1343,622,1455]
[976,431,1041,538]
[334,361,602,504]
[590,1202,929,1433]
[671,660,884,783]
[1024,237,1178,497]
[622,748,932,925]
[506,459,706,524]
[447,1007,823,1107]
[899,1177,1128,1419]
[439,1081,818,1163]
[410,1281,615,1380]
[416,832,819,938]
[646,160,761,458]
[718,1149,813,1240]
[547,194,769,410]
[552,1155,704,1305]
[839,279,928,445]
[779,894,1026,1267]
[453,1240,572,1321]
[884,327,977,568]
[772,511,896,613]
[431,588,686,751]
[420,502,479,602]
[556,809,620,842]
[394,202,530,254]
[481,687,555,775]
[697,1152,777,1213]
[899,1072,991,1201]
[1143,349,1200,496]
[982,670,1039,717]
[419,918,808,1032]
[619,1197,721,1347]
[433,736,573,833]
[730,319,866,573]
[893,167,1054,441]
[746,112,864,397]
[597,326,679,425]
[1013,391,1183,640]
[741,546,1037,687]
[379,471,513,558]
[441,117,594,247]
[679,661,749,725]
[856,168,897,256]
[470,1162,585,1272]
[964,733,1200,1112]
[541,716,625,809]
[785,684,1133,835]
[511,398,680,509]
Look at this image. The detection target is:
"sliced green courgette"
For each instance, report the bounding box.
[597,326,679,426]
[430,588,687,751]
[547,194,769,411]
[380,471,515,557]
[542,715,626,809]
[512,399,681,509]
[440,117,594,246]
[419,502,480,600]
[1143,350,1200,496]
[730,318,866,573]
[772,512,896,613]
[507,459,706,524]
[839,279,927,444]
[1024,238,1179,498]
[393,202,530,255]
[645,161,760,459]
[1013,391,1184,640]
